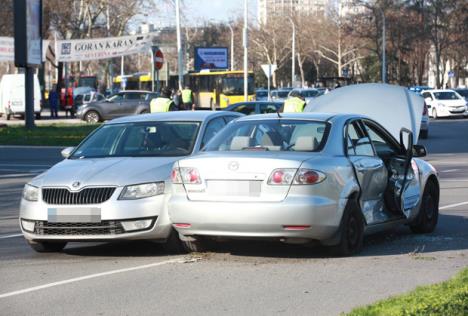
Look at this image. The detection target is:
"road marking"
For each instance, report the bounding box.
[440,179,468,182]
[0,216,18,220]
[440,201,468,210]
[0,258,187,299]
[440,169,459,173]
[0,233,23,239]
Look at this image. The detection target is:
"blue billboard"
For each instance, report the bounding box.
[194,47,228,71]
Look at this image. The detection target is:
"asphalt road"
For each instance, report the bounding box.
[0,119,467,315]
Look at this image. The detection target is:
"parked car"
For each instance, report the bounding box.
[454,88,468,102]
[169,84,439,256]
[409,86,433,94]
[19,111,243,253]
[224,101,283,115]
[0,74,42,120]
[255,89,268,101]
[422,89,467,118]
[288,88,321,103]
[77,90,159,123]
[271,89,291,102]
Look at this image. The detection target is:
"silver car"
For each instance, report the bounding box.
[169,85,440,256]
[20,111,242,252]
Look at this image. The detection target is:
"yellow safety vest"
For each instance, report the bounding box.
[181,89,192,103]
[283,97,306,113]
[150,97,172,112]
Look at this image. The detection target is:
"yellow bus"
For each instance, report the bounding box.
[112,73,153,92]
[187,70,255,109]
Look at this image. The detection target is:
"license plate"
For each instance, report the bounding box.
[206,180,262,197]
[48,207,101,223]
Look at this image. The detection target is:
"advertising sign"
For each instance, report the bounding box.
[26,0,42,65]
[56,34,152,62]
[194,47,228,71]
[1,37,48,62]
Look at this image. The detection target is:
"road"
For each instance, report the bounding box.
[0,119,467,315]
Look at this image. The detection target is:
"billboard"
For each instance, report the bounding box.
[26,0,42,65]
[194,47,228,71]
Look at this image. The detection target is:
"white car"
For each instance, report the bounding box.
[422,89,467,119]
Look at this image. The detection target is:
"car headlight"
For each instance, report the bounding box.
[23,184,39,201]
[118,182,165,200]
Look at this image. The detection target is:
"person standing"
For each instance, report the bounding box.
[282,90,306,113]
[150,87,177,112]
[181,85,195,110]
[48,86,59,118]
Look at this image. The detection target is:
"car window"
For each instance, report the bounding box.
[260,103,280,113]
[433,91,460,100]
[233,104,256,115]
[223,116,239,123]
[124,93,144,100]
[346,121,374,157]
[97,94,105,101]
[362,121,399,157]
[108,94,124,102]
[201,117,226,148]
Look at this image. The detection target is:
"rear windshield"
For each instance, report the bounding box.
[203,119,329,152]
[433,92,461,100]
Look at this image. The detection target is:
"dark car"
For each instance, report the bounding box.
[454,88,468,101]
[223,101,283,115]
[77,90,159,123]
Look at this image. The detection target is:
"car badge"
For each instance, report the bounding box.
[228,161,239,171]
[72,181,81,189]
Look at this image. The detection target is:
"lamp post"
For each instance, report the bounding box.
[175,0,183,89]
[228,24,235,71]
[287,17,295,87]
[243,0,248,101]
[380,9,386,83]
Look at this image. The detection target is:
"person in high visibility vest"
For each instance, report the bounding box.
[181,85,195,110]
[150,87,177,113]
[282,90,306,113]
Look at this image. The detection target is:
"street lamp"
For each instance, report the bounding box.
[175,0,183,90]
[287,16,295,88]
[227,23,235,71]
[243,0,248,101]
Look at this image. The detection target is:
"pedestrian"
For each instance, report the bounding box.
[49,86,59,119]
[150,87,178,112]
[64,87,75,118]
[281,90,306,113]
[172,88,182,109]
[181,85,195,110]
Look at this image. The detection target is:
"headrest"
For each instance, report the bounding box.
[294,136,317,151]
[230,136,251,150]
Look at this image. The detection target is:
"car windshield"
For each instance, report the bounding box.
[71,121,200,159]
[203,119,329,152]
[433,91,461,100]
[256,90,268,97]
[301,90,319,98]
[275,90,290,98]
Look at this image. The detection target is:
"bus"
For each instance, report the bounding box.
[187,70,255,109]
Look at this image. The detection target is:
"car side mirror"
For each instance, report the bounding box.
[61,147,74,159]
[399,128,413,158]
[413,144,427,157]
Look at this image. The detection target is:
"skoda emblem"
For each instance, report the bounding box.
[72,181,81,189]
[228,161,239,171]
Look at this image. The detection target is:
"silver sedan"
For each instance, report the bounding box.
[20,111,242,252]
[168,86,440,256]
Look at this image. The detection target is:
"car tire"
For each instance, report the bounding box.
[27,240,67,253]
[410,180,439,234]
[331,200,365,256]
[84,110,100,123]
[420,129,428,139]
[161,228,185,254]
[180,236,205,253]
[432,108,438,119]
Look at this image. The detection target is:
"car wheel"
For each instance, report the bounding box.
[84,110,100,123]
[432,108,438,119]
[27,240,67,253]
[420,129,428,139]
[332,200,364,256]
[410,180,439,234]
[180,236,205,253]
[161,228,185,254]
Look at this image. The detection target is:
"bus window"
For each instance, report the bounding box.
[222,76,254,95]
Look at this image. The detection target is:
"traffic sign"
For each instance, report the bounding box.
[261,64,277,78]
[448,70,454,78]
[152,46,164,70]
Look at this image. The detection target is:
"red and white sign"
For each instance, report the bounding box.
[153,48,164,70]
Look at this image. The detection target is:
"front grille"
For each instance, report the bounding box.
[42,187,116,205]
[33,221,125,235]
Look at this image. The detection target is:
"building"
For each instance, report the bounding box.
[257,0,329,25]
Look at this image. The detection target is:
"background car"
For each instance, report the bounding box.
[454,88,468,102]
[422,89,467,119]
[19,111,243,253]
[271,88,292,102]
[255,89,268,101]
[288,88,321,103]
[409,86,433,94]
[224,101,283,115]
[77,90,159,123]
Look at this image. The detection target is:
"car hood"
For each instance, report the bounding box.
[30,157,179,188]
[305,83,424,143]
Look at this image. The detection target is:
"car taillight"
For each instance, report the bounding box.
[171,167,201,184]
[267,168,326,185]
[423,102,428,115]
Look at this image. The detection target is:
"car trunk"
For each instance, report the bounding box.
[179,152,311,202]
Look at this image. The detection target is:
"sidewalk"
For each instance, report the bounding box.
[0,111,84,126]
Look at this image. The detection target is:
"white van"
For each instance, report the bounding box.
[0,74,42,120]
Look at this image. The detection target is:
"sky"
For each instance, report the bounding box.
[151,0,258,27]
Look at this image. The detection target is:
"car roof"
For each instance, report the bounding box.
[107,111,241,124]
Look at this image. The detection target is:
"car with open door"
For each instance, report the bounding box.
[168,84,439,255]
[19,111,242,253]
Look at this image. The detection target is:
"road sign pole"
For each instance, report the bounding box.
[156,69,160,92]
[151,49,155,92]
[267,64,271,101]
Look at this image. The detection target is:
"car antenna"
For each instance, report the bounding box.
[276,109,282,118]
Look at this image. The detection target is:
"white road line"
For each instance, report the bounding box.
[440,179,468,182]
[0,233,23,239]
[0,258,186,299]
[0,216,18,220]
[440,201,468,210]
[440,169,459,173]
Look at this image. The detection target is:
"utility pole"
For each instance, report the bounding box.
[243,0,248,101]
[381,9,386,83]
[228,24,234,71]
[175,0,183,89]
[287,17,295,87]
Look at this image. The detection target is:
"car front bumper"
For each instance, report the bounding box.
[168,194,345,242]
[19,191,172,242]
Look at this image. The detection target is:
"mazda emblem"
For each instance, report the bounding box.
[228,161,239,171]
[72,181,81,188]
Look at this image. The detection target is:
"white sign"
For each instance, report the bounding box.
[0,36,48,62]
[56,34,153,62]
[26,0,42,65]
[261,64,277,78]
